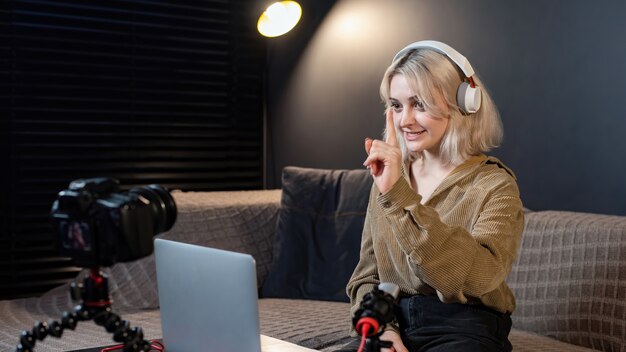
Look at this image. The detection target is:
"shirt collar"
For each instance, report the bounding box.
[402,154,516,204]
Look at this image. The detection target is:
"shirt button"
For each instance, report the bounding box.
[382,201,392,208]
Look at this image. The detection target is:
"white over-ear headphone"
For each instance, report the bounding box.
[392,40,482,114]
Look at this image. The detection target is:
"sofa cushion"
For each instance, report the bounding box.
[260,167,372,302]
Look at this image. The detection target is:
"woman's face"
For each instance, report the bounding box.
[388,74,449,155]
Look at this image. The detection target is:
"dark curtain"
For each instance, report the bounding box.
[0,0,266,299]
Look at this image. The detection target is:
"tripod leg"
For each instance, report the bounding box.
[15,271,153,352]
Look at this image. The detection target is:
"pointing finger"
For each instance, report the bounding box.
[385,108,399,147]
[364,138,373,155]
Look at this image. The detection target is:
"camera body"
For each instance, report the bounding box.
[50,178,177,267]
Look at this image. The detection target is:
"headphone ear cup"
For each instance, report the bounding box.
[457,82,482,114]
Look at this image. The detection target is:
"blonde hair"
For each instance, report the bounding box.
[380,48,503,166]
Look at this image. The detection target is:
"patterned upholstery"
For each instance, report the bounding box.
[0,190,624,351]
[107,189,282,312]
[508,211,626,351]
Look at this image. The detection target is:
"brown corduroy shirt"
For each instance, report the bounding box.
[347,154,525,332]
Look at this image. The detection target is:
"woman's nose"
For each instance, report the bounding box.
[400,109,414,127]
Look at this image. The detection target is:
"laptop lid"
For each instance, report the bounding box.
[154,238,261,352]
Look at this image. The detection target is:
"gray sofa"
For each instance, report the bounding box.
[0,178,625,351]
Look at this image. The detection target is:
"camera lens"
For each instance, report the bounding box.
[129,185,177,234]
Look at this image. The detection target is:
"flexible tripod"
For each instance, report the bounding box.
[15,268,154,352]
[352,283,400,352]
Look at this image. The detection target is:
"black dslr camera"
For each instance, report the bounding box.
[50,178,177,267]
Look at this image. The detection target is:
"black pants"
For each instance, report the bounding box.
[339,295,512,352]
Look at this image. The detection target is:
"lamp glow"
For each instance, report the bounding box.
[257,1,302,38]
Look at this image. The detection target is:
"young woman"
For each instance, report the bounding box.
[344,41,524,352]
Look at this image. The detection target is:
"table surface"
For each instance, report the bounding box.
[68,334,318,352]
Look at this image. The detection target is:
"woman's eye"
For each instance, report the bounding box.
[390,102,401,112]
[413,98,425,110]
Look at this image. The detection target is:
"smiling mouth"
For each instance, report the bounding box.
[405,130,426,138]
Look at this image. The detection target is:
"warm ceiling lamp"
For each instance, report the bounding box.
[257,1,302,38]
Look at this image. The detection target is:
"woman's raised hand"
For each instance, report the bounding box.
[363,109,403,194]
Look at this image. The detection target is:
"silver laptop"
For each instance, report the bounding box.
[154,238,262,351]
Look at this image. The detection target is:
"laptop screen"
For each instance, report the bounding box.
[154,239,261,352]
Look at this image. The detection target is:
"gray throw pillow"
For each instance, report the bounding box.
[260,166,372,302]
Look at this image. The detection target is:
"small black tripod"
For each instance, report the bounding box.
[15,268,154,352]
[352,283,400,352]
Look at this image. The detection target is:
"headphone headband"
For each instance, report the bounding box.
[392,40,476,78]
